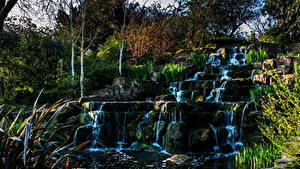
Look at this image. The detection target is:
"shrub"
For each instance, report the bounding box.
[246,48,269,64]
[190,52,209,67]
[235,144,282,169]
[161,64,185,82]
[288,49,300,58]
[258,75,300,166]
[250,86,275,102]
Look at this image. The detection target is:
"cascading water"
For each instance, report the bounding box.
[239,103,250,142]
[209,124,219,151]
[91,104,104,149]
[207,49,222,66]
[224,110,236,149]
[228,47,246,66]
[188,71,204,81]
[152,111,164,151]
[169,82,184,102]
[116,112,127,150]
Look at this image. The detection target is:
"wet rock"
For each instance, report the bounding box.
[252,61,263,69]
[155,95,176,101]
[130,142,161,152]
[112,77,126,87]
[277,65,291,74]
[163,122,188,153]
[189,128,213,152]
[263,59,277,70]
[166,155,192,166]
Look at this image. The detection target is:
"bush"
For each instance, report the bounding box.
[258,75,300,166]
[235,144,282,168]
[160,64,185,82]
[250,86,275,102]
[190,52,209,67]
[246,48,269,64]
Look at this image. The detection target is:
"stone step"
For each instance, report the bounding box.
[83,101,155,112]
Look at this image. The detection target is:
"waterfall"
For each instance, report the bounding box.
[152,111,164,150]
[143,110,153,120]
[91,104,104,148]
[187,71,204,81]
[207,49,222,66]
[224,110,237,150]
[169,82,184,102]
[116,112,127,150]
[239,103,250,142]
[220,68,231,81]
[249,69,256,80]
[229,47,246,66]
[206,81,216,101]
[209,124,219,151]
[214,81,228,102]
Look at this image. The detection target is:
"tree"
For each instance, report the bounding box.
[262,0,300,44]
[187,0,260,36]
[0,0,18,31]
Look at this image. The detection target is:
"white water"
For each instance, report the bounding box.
[239,103,250,142]
[207,49,222,66]
[91,104,104,148]
[209,124,219,151]
[229,47,246,66]
[188,71,204,81]
[169,82,184,102]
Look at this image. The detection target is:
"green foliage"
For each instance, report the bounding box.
[0,97,89,168]
[97,34,128,63]
[126,62,153,81]
[246,48,269,64]
[190,52,209,67]
[258,75,300,165]
[161,64,185,82]
[235,144,282,169]
[0,31,71,104]
[288,49,300,58]
[250,86,275,102]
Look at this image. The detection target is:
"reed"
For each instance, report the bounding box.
[246,48,269,64]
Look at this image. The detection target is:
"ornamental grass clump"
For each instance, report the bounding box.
[246,48,269,64]
[0,90,89,169]
[161,63,185,82]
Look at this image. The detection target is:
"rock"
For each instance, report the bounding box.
[281,74,295,84]
[155,95,176,101]
[163,122,187,153]
[277,65,291,74]
[166,155,192,166]
[277,56,293,67]
[112,77,126,87]
[263,59,277,70]
[130,142,161,152]
[252,61,263,69]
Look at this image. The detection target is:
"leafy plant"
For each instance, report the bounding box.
[161,64,185,82]
[235,144,282,169]
[190,52,209,66]
[258,75,300,166]
[0,91,88,168]
[246,48,269,64]
[288,49,300,58]
[250,86,275,102]
[126,62,153,81]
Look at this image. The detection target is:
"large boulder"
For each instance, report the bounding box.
[166,155,192,166]
[163,122,188,153]
[263,59,277,70]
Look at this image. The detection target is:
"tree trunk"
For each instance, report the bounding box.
[0,20,4,32]
[80,2,86,97]
[0,0,19,32]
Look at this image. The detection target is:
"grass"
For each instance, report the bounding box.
[190,52,209,67]
[127,62,153,81]
[246,48,269,64]
[161,63,185,82]
[235,144,282,169]
[0,90,89,168]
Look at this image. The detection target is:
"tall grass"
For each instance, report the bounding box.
[0,90,89,169]
[246,48,269,64]
[235,144,282,169]
[190,52,209,67]
[127,62,153,81]
[161,63,185,82]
